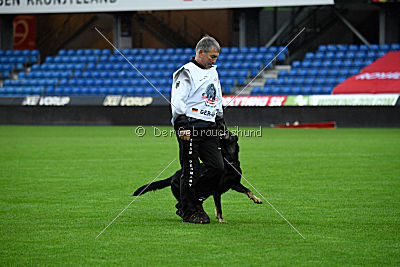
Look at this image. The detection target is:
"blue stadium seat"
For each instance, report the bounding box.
[292,61,301,68]
[165,48,175,54]
[377,51,386,58]
[59,78,68,86]
[366,51,377,59]
[337,44,348,51]
[291,85,301,95]
[336,77,347,84]
[251,87,261,95]
[258,47,268,53]
[248,47,258,53]
[314,52,324,59]
[264,78,275,85]
[338,68,350,77]
[284,69,296,77]
[327,44,337,51]
[379,44,390,51]
[231,77,241,86]
[304,52,314,59]
[285,77,295,85]
[328,68,339,77]
[295,77,305,85]
[230,47,239,54]
[322,60,333,68]
[344,51,355,58]
[270,86,281,95]
[348,44,358,51]
[239,47,249,53]
[261,86,271,95]
[280,86,291,95]
[342,60,353,67]
[390,43,400,50]
[311,86,323,94]
[135,87,144,95]
[311,60,322,68]
[275,77,285,85]
[244,54,255,62]
[364,59,374,66]
[304,77,315,85]
[332,60,342,68]
[98,87,107,95]
[315,77,326,85]
[318,45,327,52]
[325,77,337,85]
[335,51,346,59]
[88,87,99,95]
[106,87,117,95]
[184,48,194,55]
[125,87,136,95]
[353,59,364,67]
[220,47,230,54]
[322,86,333,94]
[325,51,335,59]
[116,87,127,95]
[369,44,379,50]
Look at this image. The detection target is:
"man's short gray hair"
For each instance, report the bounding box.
[195,36,221,54]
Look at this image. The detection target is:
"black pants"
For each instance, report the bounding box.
[176,129,224,219]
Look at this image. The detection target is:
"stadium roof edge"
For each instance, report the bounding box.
[0,0,334,15]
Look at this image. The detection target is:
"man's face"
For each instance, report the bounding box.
[196,47,219,69]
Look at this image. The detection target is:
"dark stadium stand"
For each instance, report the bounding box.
[250,43,400,95]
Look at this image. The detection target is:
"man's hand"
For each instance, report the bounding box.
[178,129,191,141]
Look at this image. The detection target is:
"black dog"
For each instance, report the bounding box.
[133,131,262,222]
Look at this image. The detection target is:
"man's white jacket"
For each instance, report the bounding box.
[171,61,223,126]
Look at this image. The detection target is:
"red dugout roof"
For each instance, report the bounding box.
[332,51,400,94]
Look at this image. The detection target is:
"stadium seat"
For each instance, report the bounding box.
[348,44,358,51]
[314,52,324,59]
[325,51,335,59]
[251,87,261,95]
[311,86,323,94]
[379,44,390,51]
[270,86,281,95]
[261,86,271,95]
[291,85,301,95]
[322,86,333,94]
[328,68,339,77]
[391,43,400,50]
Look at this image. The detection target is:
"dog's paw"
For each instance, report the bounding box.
[218,218,227,223]
[253,197,262,204]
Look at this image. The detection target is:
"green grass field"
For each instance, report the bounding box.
[0,126,399,265]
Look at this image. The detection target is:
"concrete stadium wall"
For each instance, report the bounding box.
[0,106,399,128]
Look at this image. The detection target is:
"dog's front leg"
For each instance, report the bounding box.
[231,183,262,204]
[213,194,226,223]
[246,191,262,204]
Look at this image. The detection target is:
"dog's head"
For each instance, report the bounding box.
[220,130,239,165]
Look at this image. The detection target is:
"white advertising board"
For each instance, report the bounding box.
[0,0,334,14]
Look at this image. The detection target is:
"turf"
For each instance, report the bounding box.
[0,126,399,265]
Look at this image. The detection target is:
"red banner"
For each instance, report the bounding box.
[333,52,400,94]
[13,15,36,50]
[222,95,288,107]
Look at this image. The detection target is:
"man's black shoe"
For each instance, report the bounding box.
[183,211,210,224]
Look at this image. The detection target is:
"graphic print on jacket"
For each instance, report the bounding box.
[202,83,218,107]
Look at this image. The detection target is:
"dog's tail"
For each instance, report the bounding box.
[133,177,172,196]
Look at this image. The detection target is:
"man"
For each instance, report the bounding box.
[171,36,226,224]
